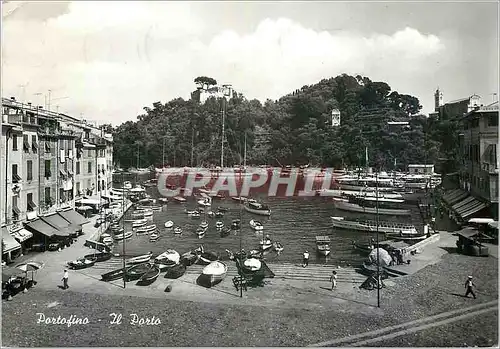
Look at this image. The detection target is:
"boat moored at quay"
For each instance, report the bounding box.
[244,201,271,216]
[332,197,411,216]
[331,217,418,234]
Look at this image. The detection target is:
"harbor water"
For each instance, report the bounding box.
[111,173,425,267]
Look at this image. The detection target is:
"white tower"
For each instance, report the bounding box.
[331,109,340,127]
[434,88,443,111]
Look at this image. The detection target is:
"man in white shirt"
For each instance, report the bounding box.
[302,250,309,268]
[464,275,476,299]
[62,269,69,289]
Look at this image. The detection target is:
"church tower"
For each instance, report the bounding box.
[434,88,443,111]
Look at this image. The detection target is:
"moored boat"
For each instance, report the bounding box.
[67,256,97,270]
[174,226,183,234]
[242,258,262,272]
[331,216,418,234]
[103,237,114,246]
[101,268,126,281]
[125,263,153,281]
[332,199,411,216]
[273,241,284,253]
[126,252,153,264]
[249,219,264,231]
[136,224,157,235]
[352,240,375,254]
[132,219,148,228]
[244,202,271,216]
[114,231,133,240]
[164,220,174,228]
[260,235,273,250]
[220,227,231,237]
[191,211,201,218]
[215,221,224,230]
[149,232,160,241]
[385,232,427,241]
[196,227,207,238]
[154,250,180,271]
[316,235,331,256]
[173,196,187,203]
[136,265,160,285]
[231,219,240,230]
[198,251,219,265]
[164,263,186,279]
[199,261,228,287]
[199,221,209,230]
[158,197,169,204]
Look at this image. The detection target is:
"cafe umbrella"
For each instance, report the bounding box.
[15,261,44,284]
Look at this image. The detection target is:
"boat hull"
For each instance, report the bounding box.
[244,206,271,216]
[333,200,411,216]
[331,217,417,234]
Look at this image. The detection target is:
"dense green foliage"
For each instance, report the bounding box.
[113,74,448,170]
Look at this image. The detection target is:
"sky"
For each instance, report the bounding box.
[2,1,498,126]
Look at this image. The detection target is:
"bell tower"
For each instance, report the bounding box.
[434,88,443,111]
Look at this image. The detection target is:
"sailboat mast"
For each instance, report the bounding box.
[221,98,225,168]
[243,132,247,168]
[191,127,195,167]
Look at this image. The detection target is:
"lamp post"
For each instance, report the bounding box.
[375,171,381,307]
[122,172,126,289]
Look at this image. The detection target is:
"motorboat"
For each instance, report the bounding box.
[67,256,97,270]
[186,210,200,216]
[126,252,153,264]
[173,196,187,203]
[174,227,183,234]
[260,235,273,250]
[331,216,418,234]
[220,227,231,237]
[132,219,148,228]
[249,220,264,231]
[273,241,284,253]
[155,250,181,270]
[198,197,212,207]
[158,198,169,204]
[149,233,160,241]
[199,221,209,230]
[103,237,114,246]
[332,198,411,216]
[114,231,133,240]
[136,224,156,235]
[191,211,201,219]
[231,219,240,230]
[385,232,428,241]
[137,265,160,285]
[125,263,153,281]
[217,206,228,212]
[215,211,224,218]
[316,235,331,256]
[199,261,228,287]
[244,202,271,216]
[196,227,207,238]
[164,263,186,279]
[164,220,174,228]
[215,221,224,230]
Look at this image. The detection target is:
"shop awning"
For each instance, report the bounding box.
[40,213,81,233]
[443,189,468,206]
[11,228,33,242]
[58,209,90,226]
[461,202,487,220]
[25,219,64,238]
[452,196,476,212]
[1,227,22,254]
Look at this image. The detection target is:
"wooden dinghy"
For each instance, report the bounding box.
[137,265,160,285]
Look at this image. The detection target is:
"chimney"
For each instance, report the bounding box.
[27,102,32,107]
[10,97,15,101]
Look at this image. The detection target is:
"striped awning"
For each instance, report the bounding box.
[58,209,90,226]
[1,227,21,254]
[442,189,469,205]
[451,195,488,221]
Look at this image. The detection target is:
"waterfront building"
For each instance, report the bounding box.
[331,109,341,127]
[1,97,112,264]
[441,101,499,223]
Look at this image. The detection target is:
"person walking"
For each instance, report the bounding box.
[330,270,338,291]
[302,250,309,268]
[464,276,476,299]
[62,269,69,290]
